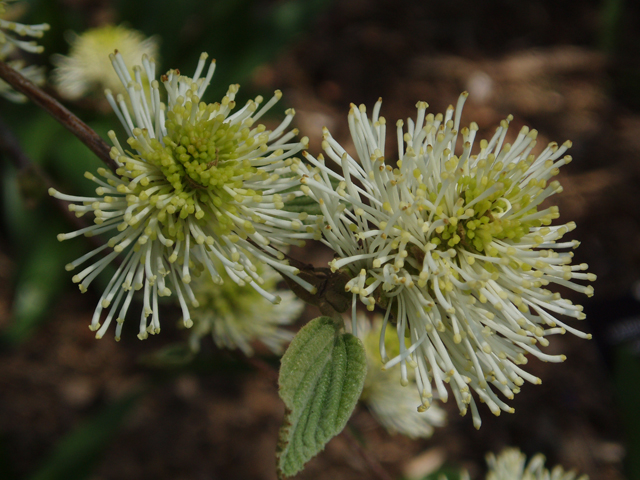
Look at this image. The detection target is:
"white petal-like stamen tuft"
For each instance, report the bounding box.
[298,93,595,427]
[51,52,317,340]
[0,1,49,102]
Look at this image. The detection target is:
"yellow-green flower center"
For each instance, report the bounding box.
[131,100,258,193]
[421,157,558,254]
[118,95,275,239]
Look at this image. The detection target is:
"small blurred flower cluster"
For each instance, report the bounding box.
[188,261,304,356]
[480,448,587,480]
[52,24,159,101]
[356,315,446,438]
[0,0,48,102]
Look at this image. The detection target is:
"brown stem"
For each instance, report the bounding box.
[0,60,118,172]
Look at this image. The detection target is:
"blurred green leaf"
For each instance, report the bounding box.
[16,112,66,166]
[0,434,18,480]
[598,0,625,52]
[2,165,37,244]
[118,0,333,99]
[47,119,112,196]
[1,165,78,344]
[27,392,142,480]
[613,346,640,479]
[2,232,75,344]
[277,316,367,478]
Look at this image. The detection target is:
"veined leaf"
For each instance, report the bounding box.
[276,316,367,478]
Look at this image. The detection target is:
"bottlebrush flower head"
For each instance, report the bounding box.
[298,93,595,428]
[50,52,316,341]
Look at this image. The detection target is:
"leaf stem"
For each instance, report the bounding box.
[0,60,118,172]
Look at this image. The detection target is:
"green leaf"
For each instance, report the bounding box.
[613,346,640,479]
[282,192,323,215]
[1,165,77,344]
[4,233,74,344]
[47,119,110,197]
[276,316,367,478]
[117,0,333,100]
[282,176,342,216]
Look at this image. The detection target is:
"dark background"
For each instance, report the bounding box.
[1,0,639,478]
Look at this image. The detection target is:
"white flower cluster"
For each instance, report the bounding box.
[298,94,594,427]
[0,0,48,54]
[52,24,159,100]
[189,262,304,356]
[357,316,446,438]
[486,448,587,480]
[0,0,49,102]
[50,52,316,341]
